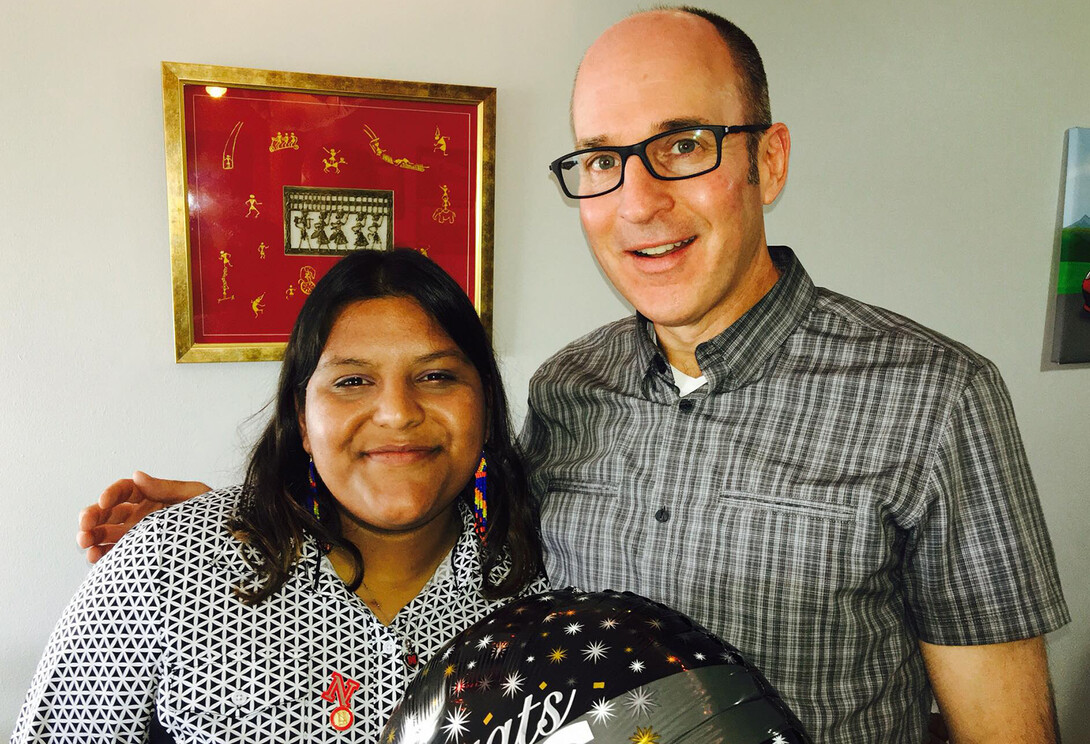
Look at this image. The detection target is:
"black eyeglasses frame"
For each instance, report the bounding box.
[548,123,771,200]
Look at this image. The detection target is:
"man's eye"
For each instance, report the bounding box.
[670,138,700,155]
[586,153,619,172]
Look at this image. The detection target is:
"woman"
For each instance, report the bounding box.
[13,249,547,743]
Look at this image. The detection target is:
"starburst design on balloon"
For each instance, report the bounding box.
[466,660,477,670]
[492,641,509,657]
[589,698,616,724]
[564,622,583,635]
[442,705,470,742]
[693,652,705,661]
[475,634,493,650]
[582,640,609,662]
[629,659,645,673]
[549,647,567,664]
[600,617,618,630]
[646,618,663,630]
[478,675,493,691]
[771,735,789,744]
[625,686,656,717]
[501,672,524,698]
[629,726,660,744]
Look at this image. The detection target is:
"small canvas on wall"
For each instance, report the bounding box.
[1052,127,1090,364]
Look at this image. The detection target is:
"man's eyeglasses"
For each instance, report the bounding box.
[548,124,770,199]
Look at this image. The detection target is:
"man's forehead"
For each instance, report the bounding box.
[574,117,714,150]
[570,10,743,144]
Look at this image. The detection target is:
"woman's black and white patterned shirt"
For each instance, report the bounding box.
[13,486,547,743]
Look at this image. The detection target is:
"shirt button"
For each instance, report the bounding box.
[655,507,670,523]
[678,399,694,412]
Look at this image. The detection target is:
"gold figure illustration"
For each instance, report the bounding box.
[285,284,296,298]
[269,131,299,152]
[258,242,267,259]
[299,265,317,295]
[433,127,450,156]
[432,184,456,225]
[218,250,234,303]
[363,125,429,172]
[251,293,266,318]
[245,194,262,218]
[222,121,243,170]
[322,147,347,174]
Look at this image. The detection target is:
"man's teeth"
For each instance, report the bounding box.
[635,237,693,257]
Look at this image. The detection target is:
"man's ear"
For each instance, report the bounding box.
[758,122,791,205]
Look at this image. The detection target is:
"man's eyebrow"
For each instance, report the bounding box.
[574,118,713,150]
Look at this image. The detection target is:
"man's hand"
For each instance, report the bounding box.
[920,636,1058,743]
[77,472,211,563]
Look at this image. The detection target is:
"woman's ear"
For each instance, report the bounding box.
[296,399,311,455]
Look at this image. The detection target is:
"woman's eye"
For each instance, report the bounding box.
[420,371,456,383]
[334,376,366,388]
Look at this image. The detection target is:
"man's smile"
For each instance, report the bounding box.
[631,235,696,258]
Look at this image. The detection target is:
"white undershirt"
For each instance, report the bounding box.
[671,364,708,397]
[649,327,709,396]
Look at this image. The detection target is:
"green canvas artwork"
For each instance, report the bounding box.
[1052,127,1090,363]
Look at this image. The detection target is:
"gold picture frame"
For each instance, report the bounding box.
[162,61,496,362]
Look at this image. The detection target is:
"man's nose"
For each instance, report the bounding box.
[617,154,673,223]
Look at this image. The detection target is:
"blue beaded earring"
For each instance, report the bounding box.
[307,458,321,522]
[473,455,488,543]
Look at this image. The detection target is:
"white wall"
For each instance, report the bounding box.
[2,1,1087,738]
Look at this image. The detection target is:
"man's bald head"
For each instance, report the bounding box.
[574,7,771,181]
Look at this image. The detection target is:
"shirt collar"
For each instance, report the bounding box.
[304,498,484,595]
[635,246,816,393]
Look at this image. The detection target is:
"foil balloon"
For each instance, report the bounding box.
[382,589,812,744]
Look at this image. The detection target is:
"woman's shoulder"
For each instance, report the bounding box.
[127,484,247,556]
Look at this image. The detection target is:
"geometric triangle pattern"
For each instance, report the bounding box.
[13,486,548,743]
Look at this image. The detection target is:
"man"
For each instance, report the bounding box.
[81,7,1067,742]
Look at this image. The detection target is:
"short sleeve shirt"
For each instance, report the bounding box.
[521,246,1069,743]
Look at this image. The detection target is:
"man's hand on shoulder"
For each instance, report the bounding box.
[77,471,211,563]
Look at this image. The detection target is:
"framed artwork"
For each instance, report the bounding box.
[162,61,495,362]
[1052,127,1090,364]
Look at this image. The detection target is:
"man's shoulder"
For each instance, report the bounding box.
[531,316,640,380]
[807,287,991,375]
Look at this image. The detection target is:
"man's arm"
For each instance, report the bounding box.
[77,471,210,562]
[920,636,1059,743]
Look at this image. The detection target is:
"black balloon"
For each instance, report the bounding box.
[382,589,812,744]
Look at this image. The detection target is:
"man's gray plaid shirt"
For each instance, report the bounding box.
[522,246,1069,743]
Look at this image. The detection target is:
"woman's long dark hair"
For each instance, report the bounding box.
[230,249,542,604]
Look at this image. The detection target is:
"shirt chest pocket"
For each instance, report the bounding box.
[155,647,315,742]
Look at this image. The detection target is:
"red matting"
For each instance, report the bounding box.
[184,84,479,345]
